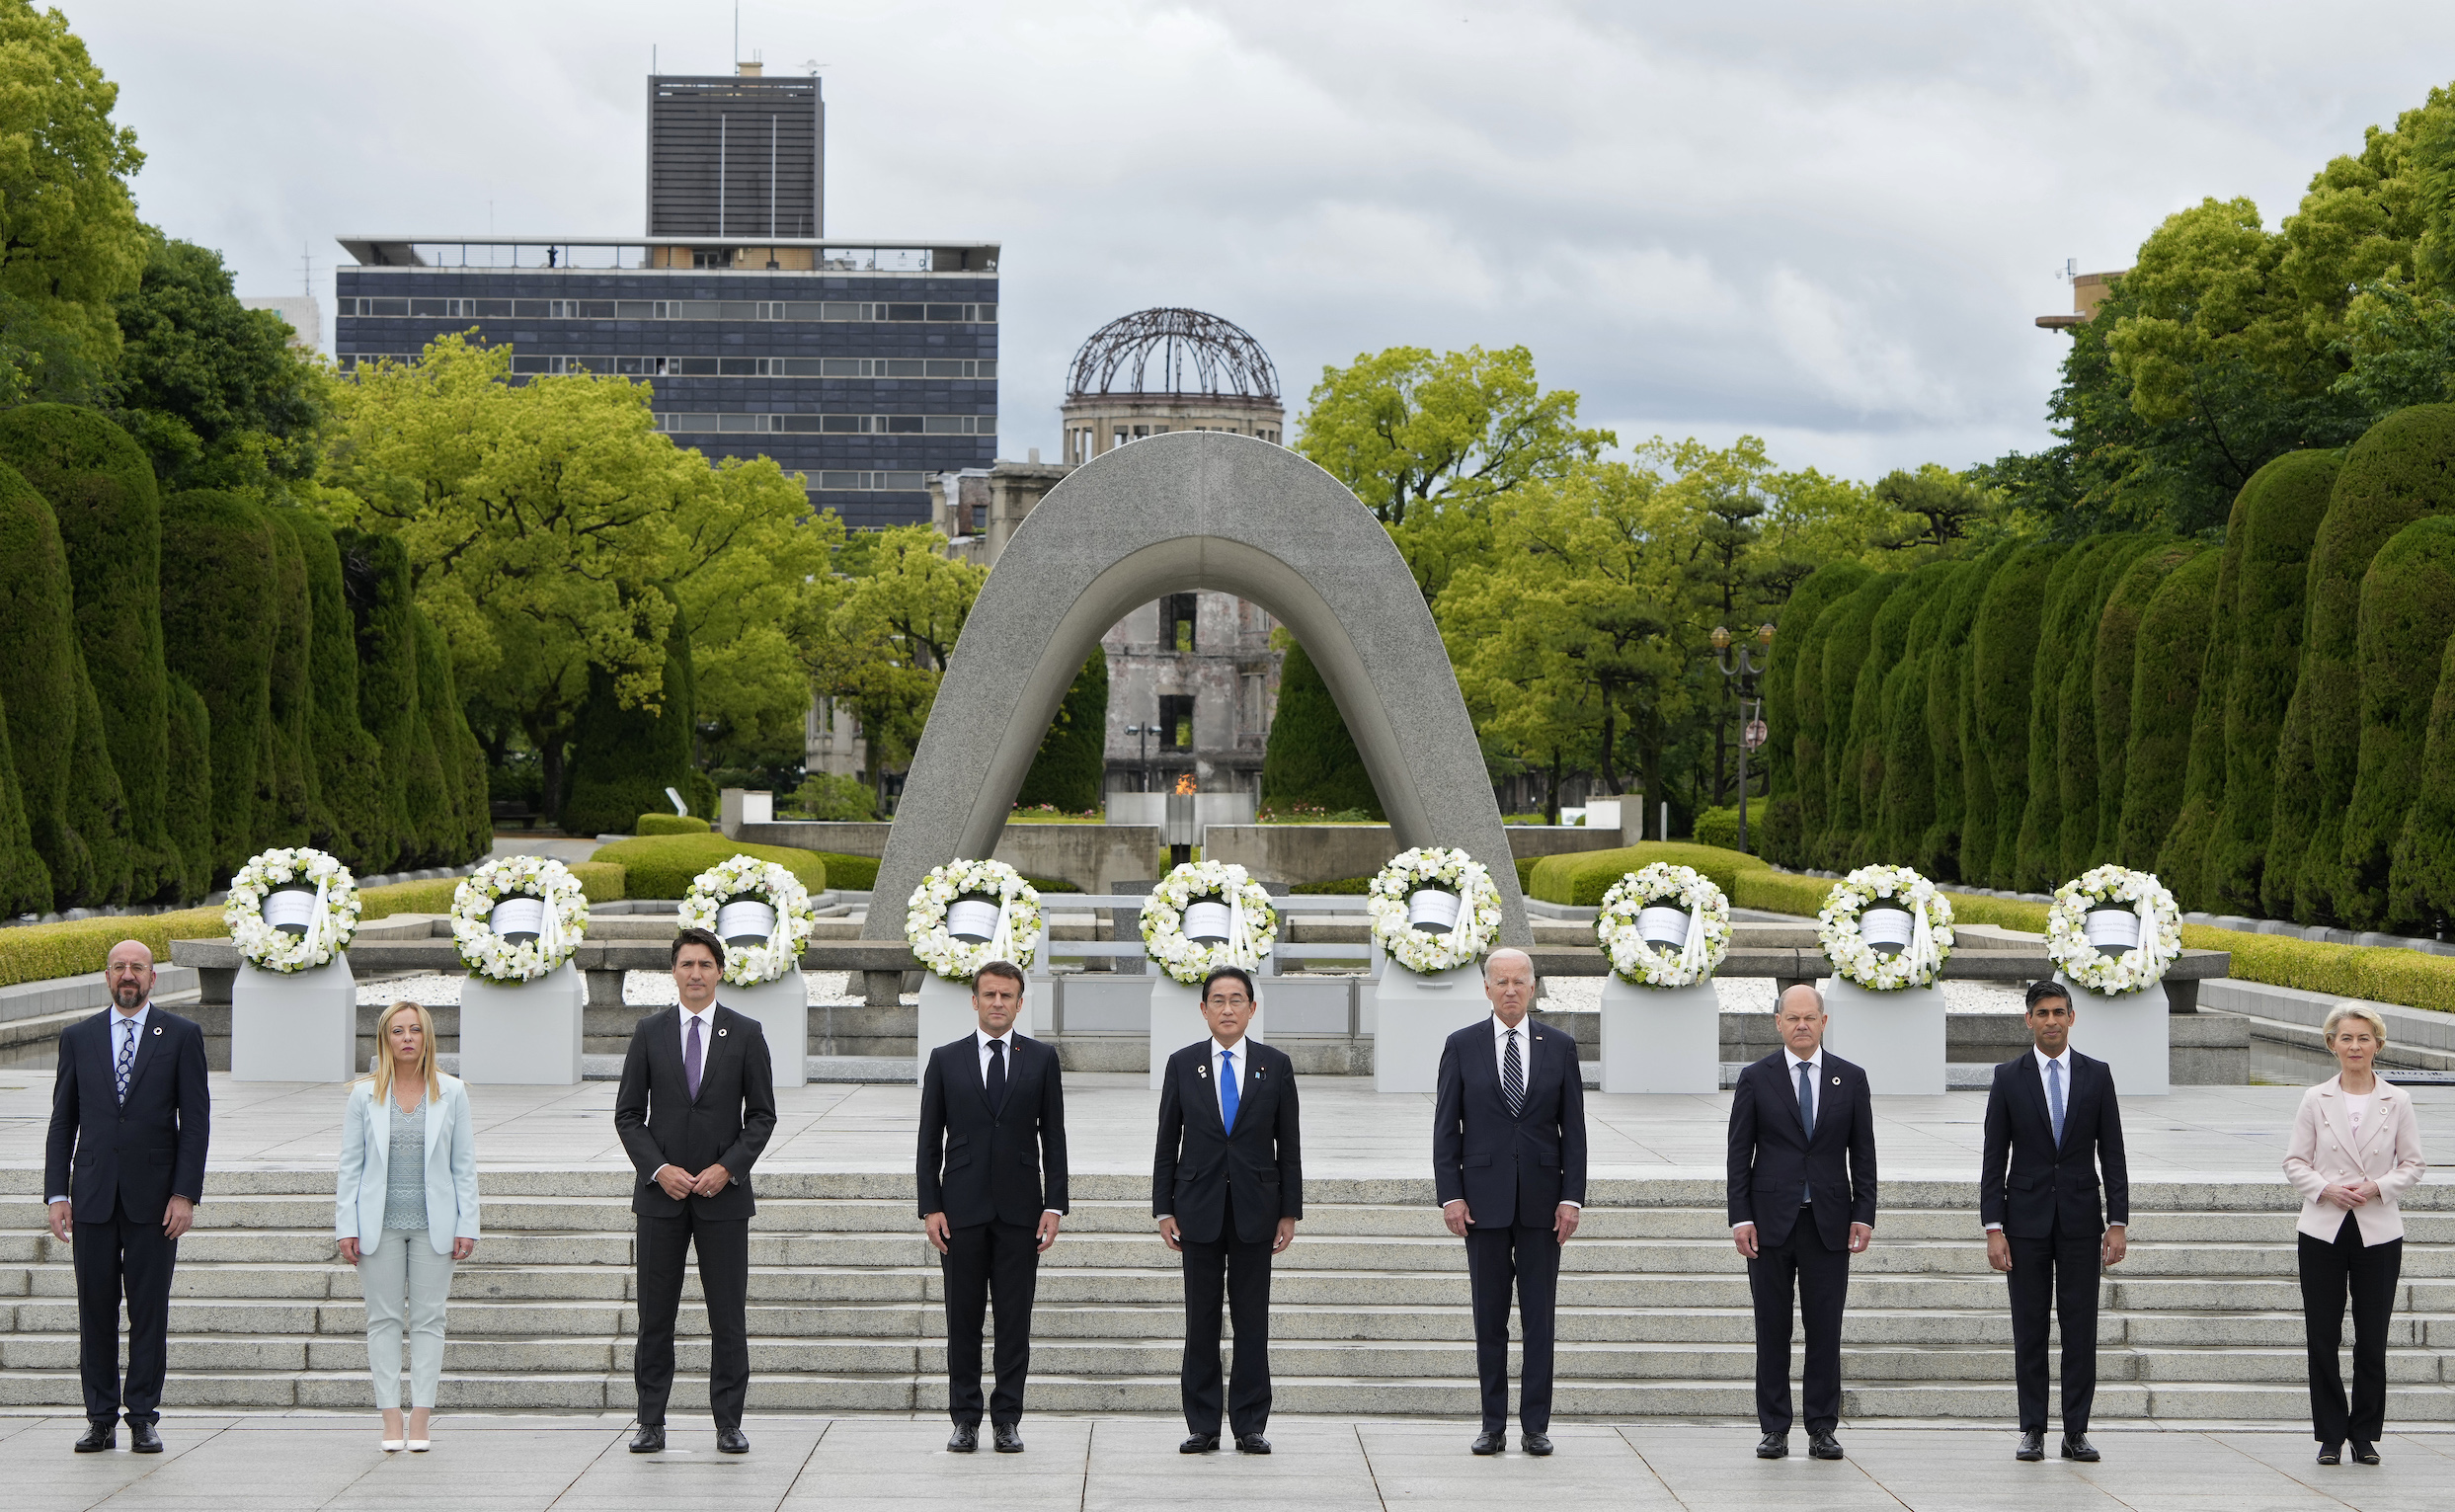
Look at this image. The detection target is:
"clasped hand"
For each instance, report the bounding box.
[656,1163,731,1200]
[2323,1178,2377,1211]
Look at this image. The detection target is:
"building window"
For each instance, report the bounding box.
[1158,693,1196,753]
[1161,594,1198,653]
[337,297,997,323]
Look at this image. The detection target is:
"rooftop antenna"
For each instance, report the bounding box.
[299,241,312,297]
[2059,257,2075,281]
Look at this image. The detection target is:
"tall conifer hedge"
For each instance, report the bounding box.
[1814,573,1902,867]
[63,645,132,906]
[0,695,47,915]
[164,675,212,904]
[2157,521,2244,909]
[1015,648,1109,813]
[1759,561,1868,866]
[2117,547,2219,868]
[162,490,277,883]
[0,462,90,908]
[2337,517,2455,930]
[1875,560,1962,868]
[337,528,429,870]
[559,599,696,841]
[1968,541,2066,887]
[290,514,384,864]
[2387,624,2455,927]
[1260,642,1384,818]
[2016,540,2126,891]
[2053,535,2160,878]
[417,609,491,862]
[260,512,315,851]
[2092,541,2195,867]
[1923,542,2013,880]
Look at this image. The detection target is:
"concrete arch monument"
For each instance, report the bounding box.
[860,430,1533,947]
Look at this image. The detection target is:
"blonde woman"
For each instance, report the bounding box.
[2283,1004,2425,1467]
[336,1002,479,1452]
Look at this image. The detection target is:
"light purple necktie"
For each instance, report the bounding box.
[685,1014,704,1101]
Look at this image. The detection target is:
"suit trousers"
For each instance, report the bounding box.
[634,1210,751,1430]
[942,1219,1040,1425]
[1179,1187,1274,1438]
[1465,1223,1561,1434]
[2007,1223,2102,1435]
[1748,1204,1849,1437]
[2299,1211,2403,1446]
[73,1214,178,1427]
[358,1229,456,1410]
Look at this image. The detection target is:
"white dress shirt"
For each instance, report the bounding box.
[1985,1046,2121,1233]
[973,1028,1061,1217]
[1465,1013,1578,1210]
[51,1002,151,1205]
[652,1003,721,1188]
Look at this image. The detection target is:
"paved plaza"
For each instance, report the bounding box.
[4,1413,2451,1512]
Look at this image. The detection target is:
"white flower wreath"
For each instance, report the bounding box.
[450,855,590,984]
[676,853,820,986]
[905,858,1044,982]
[2046,864,2182,995]
[1817,864,1955,991]
[224,847,361,973]
[1140,859,1278,987]
[1366,846,1504,975]
[1596,863,1731,989]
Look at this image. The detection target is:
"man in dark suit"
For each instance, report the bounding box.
[1153,964,1302,1455]
[918,958,1069,1454]
[1433,946,1587,1458]
[45,940,210,1455]
[1982,979,2129,1463]
[1727,984,1876,1462]
[613,926,777,1456]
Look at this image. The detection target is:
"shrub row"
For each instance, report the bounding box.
[1525,841,1771,907]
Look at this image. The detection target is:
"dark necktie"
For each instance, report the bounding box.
[685,1014,703,1101]
[987,1037,1007,1113]
[1797,1059,1816,1205]
[116,1017,137,1105]
[1503,1028,1525,1117]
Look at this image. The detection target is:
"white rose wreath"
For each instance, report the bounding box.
[2046,864,2182,995]
[1817,864,1955,991]
[450,855,590,983]
[677,853,820,987]
[1140,859,1278,987]
[1596,863,1731,989]
[905,858,1044,982]
[225,847,361,973]
[1366,846,1504,975]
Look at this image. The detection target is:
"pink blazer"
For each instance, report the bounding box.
[2283,1075,2425,1245]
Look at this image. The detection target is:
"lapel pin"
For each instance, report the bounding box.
[1832,1075,1840,1085]
[153,1026,164,1036]
[1197,1064,1209,1078]
[717,1027,728,1037]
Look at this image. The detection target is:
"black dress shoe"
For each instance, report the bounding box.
[1235,1434,1272,1455]
[992,1422,1024,1453]
[2015,1430,2044,1461]
[1755,1432,1787,1459]
[1521,1432,1552,1457]
[947,1422,979,1453]
[629,1424,665,1453]
[129,1423,163,1454]
[1808,1430,1845,1461]
[74,1422,114,1453]
[2350,1440,2380,1466]
[2060,1434,2099,1463]
[1471,1429,1505,1456]
[716,1428,749,1455]
[2317,1443,2341,1466]
[1180,1433,1219,1454]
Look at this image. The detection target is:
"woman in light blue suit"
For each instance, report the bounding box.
[336,1001,479,1452]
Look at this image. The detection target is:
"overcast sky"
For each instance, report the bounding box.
[73,1,2455,482]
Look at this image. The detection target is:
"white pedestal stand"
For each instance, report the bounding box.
[2060,975,2171,1097]
[1372,961,1488,1094]
[457,961,586,1085]
[231,956,357,1082]
[721,972,811,1088]
[915,972,1040,1085]
[1820,976,1947,1095]
[1599,975,1720,1094]
[1148,976,1266,1088]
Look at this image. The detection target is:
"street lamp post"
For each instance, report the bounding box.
[1125,723,1153,792]
[1709,623,1777,853]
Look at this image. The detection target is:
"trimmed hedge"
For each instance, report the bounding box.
[1015,647,1107,812]
[2337,516,2455,930]
[561,597,698,840]
[1779,566,1873,868]
[2209,450,2337,915]
[2016,539,2115,891]
[1815,572,1903,867]
[2291,404,2455,924]
[813,851,879,891]
[259,510,315,852]
[337,527,429,873]
[2121,547,2218,869]
[1293,857,1545,896]
[289,514,384,866]
[2053,535,2159,879]
[63,644,133,907]
[1877,561,1963,867]
[163,490,277,883]
[0,405,177,903]
[1694,797,1769,852]
[1847,569,1942,868]
[0,688,47,915]
[591,834,828,900]
[636,813,712,836]
[1922,544,2012,880]
[416,609,491,862]
[1525,841,1772,907]
[2160,525,2241,912]
[2390,624,2455,922]
[1260,641,1383,819]
[0,459,86,910]
[1759,562,1870,865]
[2093,542,2194,866]
[1967,540,2066,887]
[163,675,212,903]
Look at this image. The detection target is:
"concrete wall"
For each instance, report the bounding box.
[1203,823,1623,884]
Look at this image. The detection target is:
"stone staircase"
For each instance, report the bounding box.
[2,1169,2448,1421]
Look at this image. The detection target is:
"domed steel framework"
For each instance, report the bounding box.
[1065,308,1279,402]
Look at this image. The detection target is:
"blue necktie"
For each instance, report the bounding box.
[1796,1059,1816,1205]
[1220,1049,1238,1133]
[2047,1058,2065,1148]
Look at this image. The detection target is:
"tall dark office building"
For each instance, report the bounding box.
[333,65,994,528]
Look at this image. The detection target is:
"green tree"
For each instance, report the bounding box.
[2338,517,2455,929]
[0,456,87,906]
[1920,544,2013,880]
[1259,642,1383,818]
[161,489,275,881]
[2092,542,2196,866]
[1811,574,1902,867]
[562,598,698,838]
[1967,541,2066,886]
[288,511,384,863]
[2017,539,2126,891]
[0,686,46,913]
[808,523,984,808]
[0,2,146,404]
[162,675,211,901]
[1759,562,1870,865]
[2117,548,2220,868]
[1014,649,1108,813]
[1847,563,1950,868]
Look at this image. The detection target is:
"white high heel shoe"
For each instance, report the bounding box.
[407,1440,430,1453]
[381,1438,405,1453]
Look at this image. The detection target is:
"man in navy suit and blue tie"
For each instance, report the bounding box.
[1982,979,2128,1464]
[1434,946,1587,1458]
[45,941,210,1455]
[1727,984,1876,1462]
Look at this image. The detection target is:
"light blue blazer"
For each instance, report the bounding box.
[335,1074,481,1255]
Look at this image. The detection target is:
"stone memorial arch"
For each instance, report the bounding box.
[860,430,1534,947]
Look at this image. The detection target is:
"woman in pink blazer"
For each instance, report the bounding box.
[2282,1004,2426,1467]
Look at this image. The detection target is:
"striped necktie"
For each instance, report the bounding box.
[1503,1028,1525,1117]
